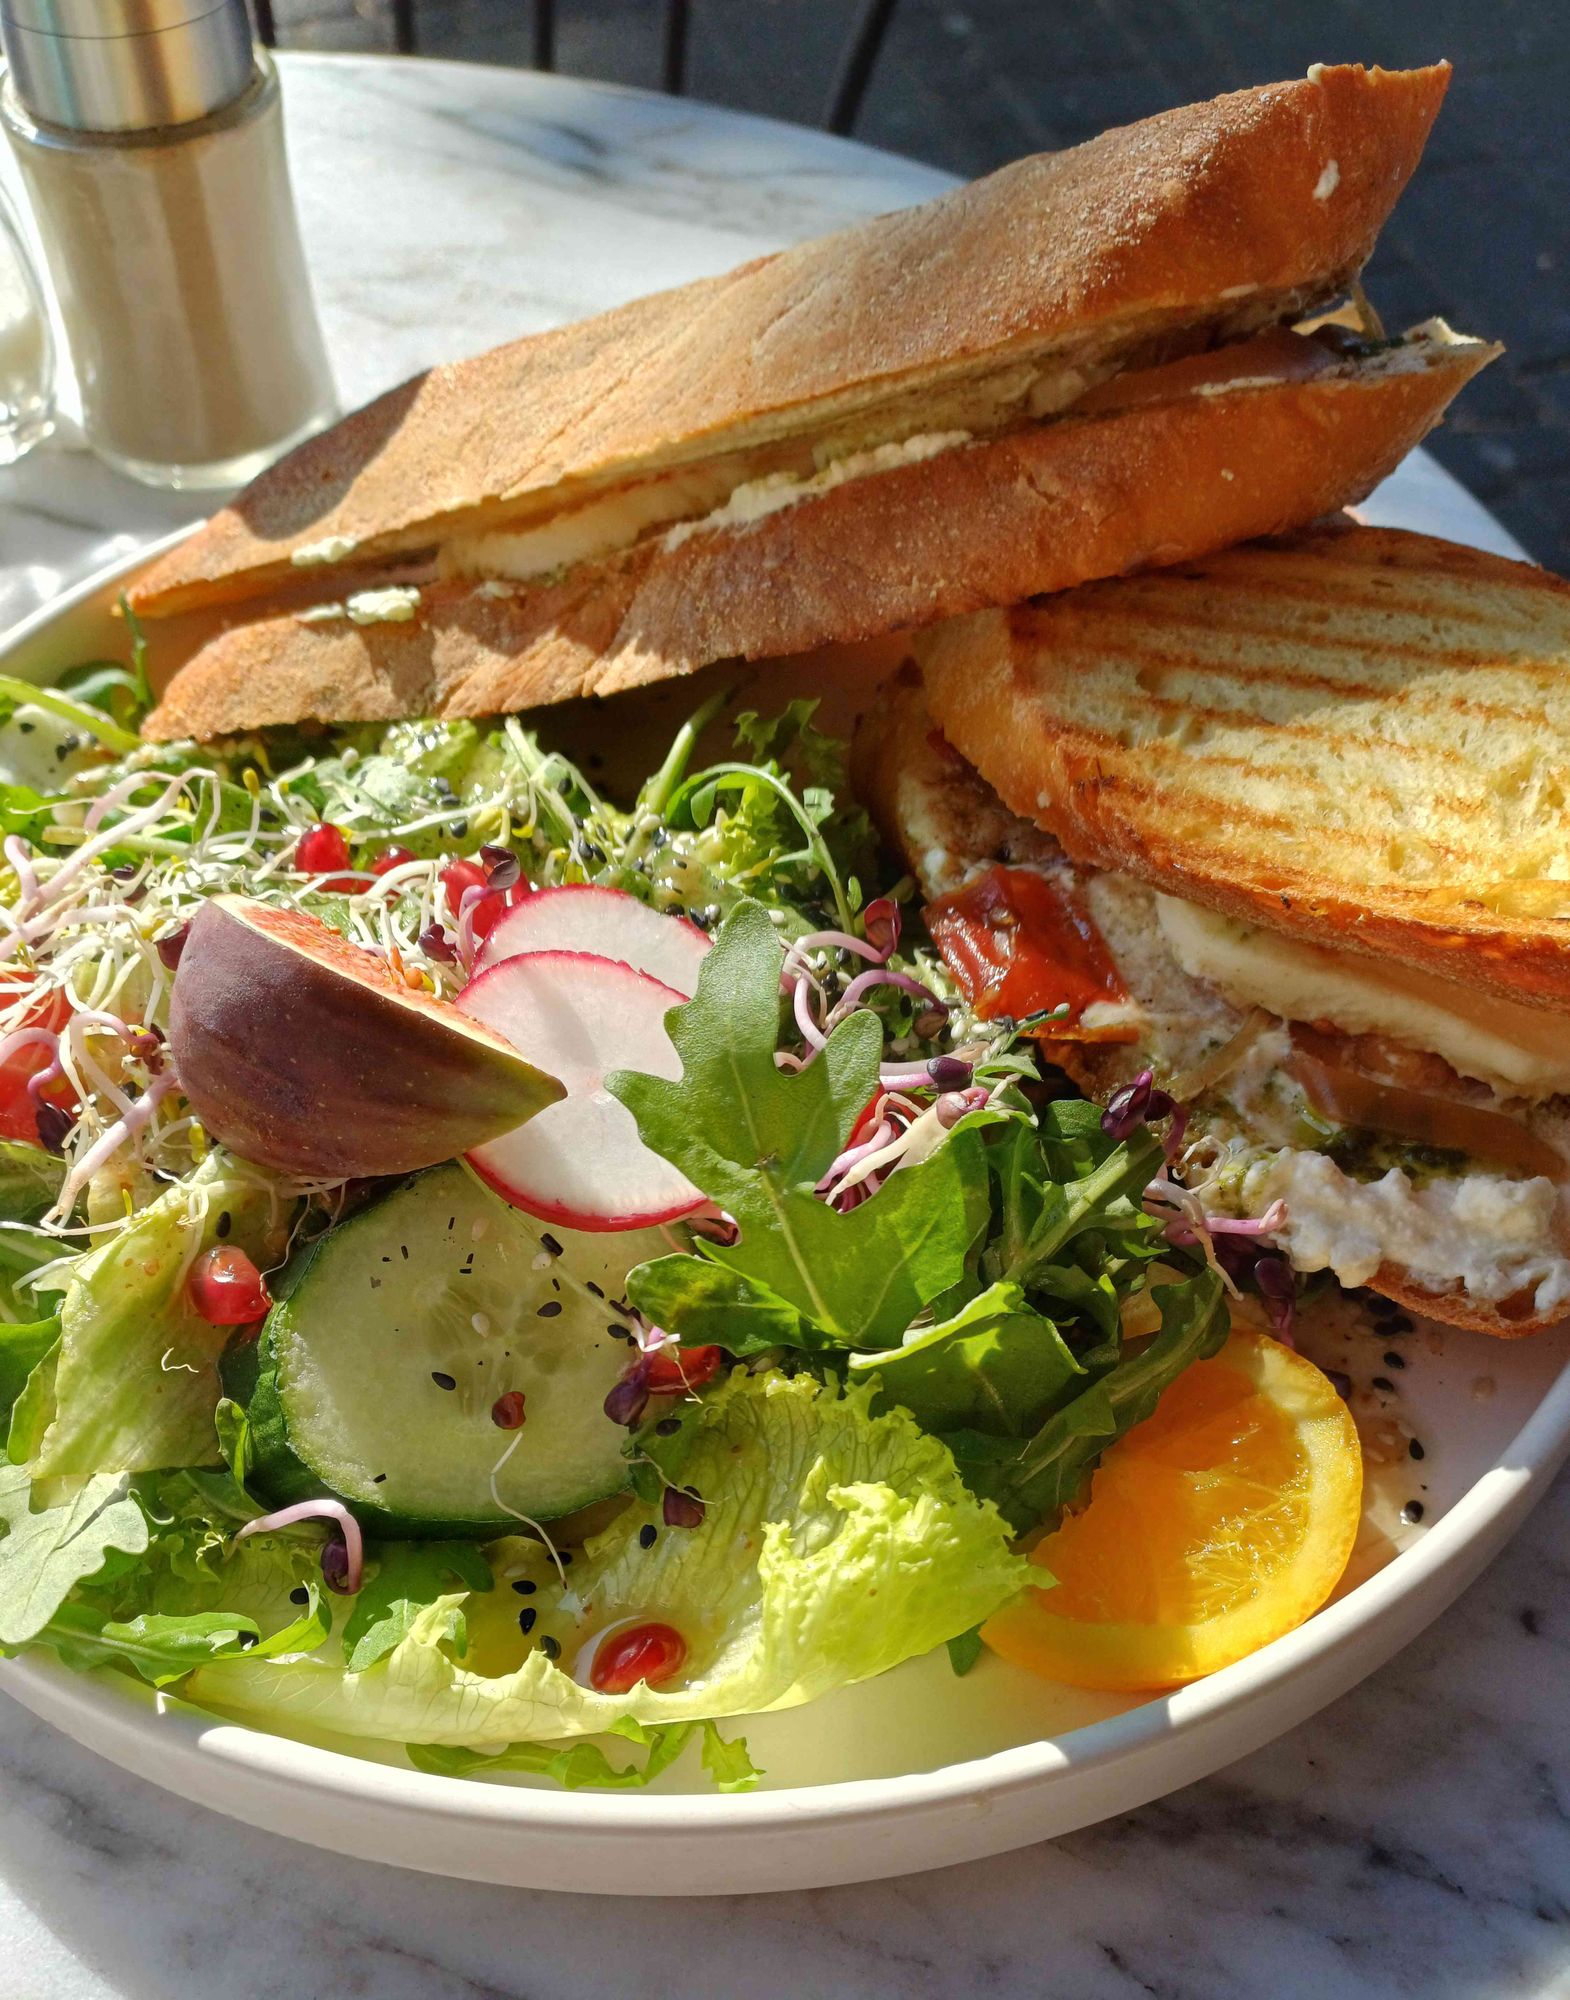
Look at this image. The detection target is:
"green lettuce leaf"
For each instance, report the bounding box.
[407,1716,759,1793]
[0,1141,62,1223]
[184,1371,1026,1746]
[0,1317,58,1430]
[612,902,990,1349]
[0,1463,147,1646]
[27,1155,291,1483]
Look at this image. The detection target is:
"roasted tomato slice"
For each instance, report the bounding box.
[925,866,1136,1040]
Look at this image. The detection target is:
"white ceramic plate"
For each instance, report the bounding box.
[2,486,1568,1896]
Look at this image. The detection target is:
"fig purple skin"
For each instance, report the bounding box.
[168,895,562,1178]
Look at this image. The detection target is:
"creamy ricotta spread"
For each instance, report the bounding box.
[1241,1148,1570,1314]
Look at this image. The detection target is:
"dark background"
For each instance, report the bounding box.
[273,0,1569,571]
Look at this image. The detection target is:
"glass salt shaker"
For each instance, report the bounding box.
[0,0,336,490]
[0,178,52,463]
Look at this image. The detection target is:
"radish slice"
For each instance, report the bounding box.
[458,949,701,1231]
[474,884,711,996]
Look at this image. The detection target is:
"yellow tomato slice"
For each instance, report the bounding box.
[982,1326,1363,1691]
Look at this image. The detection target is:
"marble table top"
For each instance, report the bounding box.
[1,50,1566,2000]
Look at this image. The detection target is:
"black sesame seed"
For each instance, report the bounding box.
[639,1524,657,1549]
[216,1210,232,1240]
[1371,1376,1395,1394]
[448,1216,456,1231]
[540,1233,563,1258]
[1326,1368,1352,1400]
[289,1586,310,1605]
[608,1322,628,1340]
[539,1635,561,1661]
[1402,1500,1425,1524]
[450,818,469,840]
[400,1244,410,1260]
[518,1607,537,1635]
[431,1371,457,1391]
[372,1473,387,1483]
[559,1551,573,1566]
[511,1579,537,1596]
[586,1282,605,1299]
[655,1417,682,1437]
[538,1300,562,1318]
[1521,1606,1541,1637]
[1383,1350,1407,1370]
[1409,1438,1426,1462]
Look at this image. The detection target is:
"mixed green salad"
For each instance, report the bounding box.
[0,643,1226,1791]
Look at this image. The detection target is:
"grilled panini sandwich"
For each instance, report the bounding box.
[138,62,1492,741]
[856,525,1570,1338]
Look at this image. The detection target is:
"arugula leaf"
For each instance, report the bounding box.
[342,1542,493,1673]
[41,1588,330,1686]
[611,903,989,1348]
[953,1272,1228,1533]
[847,1281,1085,1436]
[405,1714,757,1793]
[946,1626,984,1677]
[0,1464,147,1646]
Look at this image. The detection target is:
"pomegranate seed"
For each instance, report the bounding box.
[187,1246,272,1326]
[371,845,416,877]
[588,1621,688,1694]
[468,890,509,942]
[491,1390,527,1430]
[296,823,352,875]
[645,1344,723,1395]
[440,859,521,941]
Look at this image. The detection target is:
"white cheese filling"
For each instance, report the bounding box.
[661,431,972,550]
[1241,1148,1570,1315]
[1156,895,1570,1100]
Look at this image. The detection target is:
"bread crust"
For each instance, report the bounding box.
[128,63,1449,620]
[143,344,1486,741]
[920,523,1570,1013]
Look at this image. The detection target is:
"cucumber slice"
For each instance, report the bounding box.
[234,1163,657,1536]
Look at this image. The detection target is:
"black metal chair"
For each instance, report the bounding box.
[249,0,899,136]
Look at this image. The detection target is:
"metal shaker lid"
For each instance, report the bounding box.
[0,0,255,133]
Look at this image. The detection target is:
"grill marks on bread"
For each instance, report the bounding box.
[920,526,1570,1009]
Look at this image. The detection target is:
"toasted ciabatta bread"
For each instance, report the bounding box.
[918,524,1570,1013]
[129,62,1449,626]
[856,663,1570,1338]
[142,328,1492,740]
